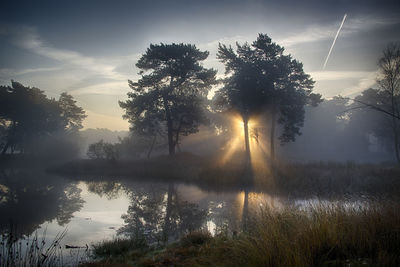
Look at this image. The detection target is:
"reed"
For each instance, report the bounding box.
[0,228,67,267]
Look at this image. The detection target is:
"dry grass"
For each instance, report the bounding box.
[0,229,67,267]
[222,202,400,266]
[86,202,400,266]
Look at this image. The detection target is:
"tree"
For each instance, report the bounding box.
[348,89,392,153]
[214,34,321,162]
[0,81,62,154]
[344,44,400,163]
[58,92,87,131]
[87,140,120,161]
[0,81,86,155]
[377,44,400,163]
[120,43,217,156]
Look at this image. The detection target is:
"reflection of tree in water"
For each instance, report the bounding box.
[205,190,284,234]
[86,181,124,200]
[204,193,245,233]
[0,170,84,239]
[118,182,207,243]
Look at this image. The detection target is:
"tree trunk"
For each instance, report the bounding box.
[390,81,400,164]
[163,95,175,156]
[270,107,276,161]
[392,117,400,164]
[167,125,175,156]
[1,121,16,155]
[1,141,10,155]
[146,135,156,159]
[165,77,176,156]
[243,116,251,166]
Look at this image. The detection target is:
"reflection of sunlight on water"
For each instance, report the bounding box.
[207,220,216,235]
[248,192,284,210]
[294,198,369,212]
[42,182,130,247]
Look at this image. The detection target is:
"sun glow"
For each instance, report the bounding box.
[219,113,273,185]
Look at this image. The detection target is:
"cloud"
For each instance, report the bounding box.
[0,67,61,77]
[342,71,378,97]
[309,71,376,81]
[1,25,127,82]
[68,81,129,96]
[278,15,400,47]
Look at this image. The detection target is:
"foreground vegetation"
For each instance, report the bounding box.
[0,229,67,267]
[84,202,400,267]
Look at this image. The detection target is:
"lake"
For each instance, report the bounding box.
[0,168,388,265]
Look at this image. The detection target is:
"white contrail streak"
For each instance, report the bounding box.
[323,14,347,70]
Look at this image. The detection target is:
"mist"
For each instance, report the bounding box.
[1,1,400,265]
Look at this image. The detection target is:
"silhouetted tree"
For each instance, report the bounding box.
[349,88,400,162]
[214,34,321,162]
[120,43,217,156]
[377,44,400,163]
[344,44,400,163]
[58,92,86,131]
[87,139,119,160]
[0,81,62,154]
[0,81,86,155]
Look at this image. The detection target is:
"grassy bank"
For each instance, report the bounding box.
[49,153,207,181]
[84,202,400,267]
[51,153,400,198]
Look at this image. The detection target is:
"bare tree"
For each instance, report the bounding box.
[378,44,400,163]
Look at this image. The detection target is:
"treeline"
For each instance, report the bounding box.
[0,81,86,162]
[1,35,399,164]
[118,34,400,163]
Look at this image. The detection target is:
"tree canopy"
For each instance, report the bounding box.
[0,81,86,155]
[214,34,321,160]
[120,43,217,155]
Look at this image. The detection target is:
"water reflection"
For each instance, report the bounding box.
[86,181,124,200]
[0,170,84,239]
[1,169,384,253]
[117,182,207,243]
[84,179,287,242]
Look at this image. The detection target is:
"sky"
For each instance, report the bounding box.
[1,0,399,131]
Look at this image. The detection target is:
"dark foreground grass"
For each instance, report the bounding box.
[0,229,67,267]
[84,202,400,267]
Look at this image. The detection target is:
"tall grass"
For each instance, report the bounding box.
[209,202,400,266]
[86,202,400,266]
[0,228,67,267]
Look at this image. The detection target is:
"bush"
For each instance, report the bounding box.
[87,140,119,160]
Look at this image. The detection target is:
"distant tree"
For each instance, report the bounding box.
[119,43,217,156]
[0,81,63,154]
[87,140,106,159]
[345,44,400,163]
[377,44,400,163]
[87,139,119,161]
[58,92,87,131]
[0,81,86,155]
[214,34,321,162]
[348,88,400,163]
[103,142,119,161]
